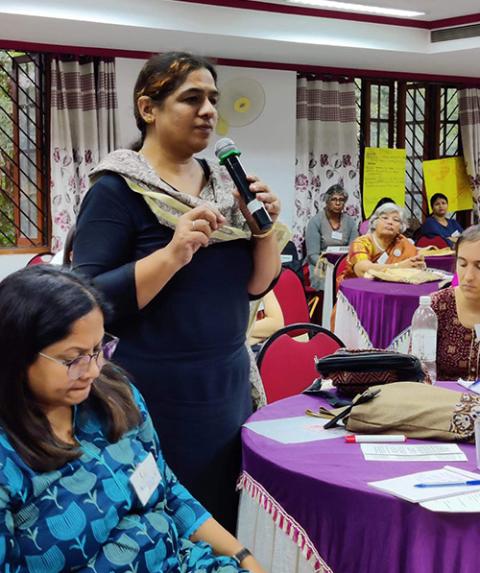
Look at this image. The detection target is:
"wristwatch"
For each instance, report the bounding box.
[232,547,252,565]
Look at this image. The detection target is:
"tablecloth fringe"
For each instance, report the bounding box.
[336,291,372,347]
[390,327,411,353]
[237,471,333,573]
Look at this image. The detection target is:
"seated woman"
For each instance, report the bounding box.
[420,192,463,247]
[248,290,284,351]
[340,202,425,281]
[305,184,358,290]
[0,265,265,573]
[358,196,394,235]
[431,225,480,381]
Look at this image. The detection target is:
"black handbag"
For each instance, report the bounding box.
[315,348,427,397]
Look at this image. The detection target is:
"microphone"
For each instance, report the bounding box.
[214,138,273,232]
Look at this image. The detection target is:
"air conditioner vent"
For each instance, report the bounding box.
[432,24,480,43]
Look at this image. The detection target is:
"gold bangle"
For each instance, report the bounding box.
[252,225,276,239]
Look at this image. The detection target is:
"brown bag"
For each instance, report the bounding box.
[345,382,480,442]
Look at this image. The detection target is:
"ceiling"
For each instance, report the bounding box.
[0,0,479,79]
[254,0,479,21]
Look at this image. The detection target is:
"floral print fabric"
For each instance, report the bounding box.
[0,386,246,573]
[431,288,480,382]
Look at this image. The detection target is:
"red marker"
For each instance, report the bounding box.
[345,435,407,443]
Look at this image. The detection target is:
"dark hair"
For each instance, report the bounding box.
[62,224,76,267]
[131,51,217,151]
[455,224,480,256]
[0,265,141,471]
[325,184,348,202]
[373,197,394,212]
[430,192,448,210]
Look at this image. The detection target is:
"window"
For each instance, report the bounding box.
[0,50,48,249]
[358,79,462,223]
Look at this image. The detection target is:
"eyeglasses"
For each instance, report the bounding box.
[39,334,119,381]
[329,197,346,204]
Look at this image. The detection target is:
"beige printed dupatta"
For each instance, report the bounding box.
[90,150,290,407]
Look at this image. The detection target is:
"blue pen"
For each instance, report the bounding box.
[414,480,480,488]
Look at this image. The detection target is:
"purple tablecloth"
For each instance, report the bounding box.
[325,252,345,265]
[340,278,440,349]
[242,387,480,573]
[425,254,455,273]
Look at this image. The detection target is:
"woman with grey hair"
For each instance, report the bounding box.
[305,183,358,289]
[339,202,424,281]
[430,224,480,380]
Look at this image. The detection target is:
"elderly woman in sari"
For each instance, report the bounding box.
[339,202,425,282]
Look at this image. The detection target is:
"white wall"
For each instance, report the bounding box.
[116,58,297,229]
[0,254,33,281]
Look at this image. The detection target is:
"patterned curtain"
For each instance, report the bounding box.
[459,88,480,223]
[293,77,361,253]
[50,56,119,252]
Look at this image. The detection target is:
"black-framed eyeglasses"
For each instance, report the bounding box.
[39,334,119,381]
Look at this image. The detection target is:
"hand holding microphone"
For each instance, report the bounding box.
[214,138,280,234]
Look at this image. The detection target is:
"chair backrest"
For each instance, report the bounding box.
[257,322,345,404]
[416,235,450,249]
[26,252,53,266]
[358,219,369,235]
[273,268,310,329]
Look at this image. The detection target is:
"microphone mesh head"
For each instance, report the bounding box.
[214,138,237,159]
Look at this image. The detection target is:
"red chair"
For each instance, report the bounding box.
[257,322,345,404]
[26,252,54,266]
[416,235,450,249]
[273,268,311,331]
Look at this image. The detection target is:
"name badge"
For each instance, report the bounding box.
[451,230,461,237]
[377,252,388,265]
[475,324,480,341]
[331,231,343,241]
[129,452,162,506]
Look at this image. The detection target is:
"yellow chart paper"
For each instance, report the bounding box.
[363,147,406,218]
[423,157,472,212]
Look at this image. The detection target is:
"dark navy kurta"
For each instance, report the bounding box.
[73,173,253,532]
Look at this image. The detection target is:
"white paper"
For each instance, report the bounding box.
[421,490,480,513]
[457,378,480,395]
[325,246,349,254]
[369,465,480,503]
[360,443,467,462]
[243,416,347,444]
[129,452,162,506]
[377,252,388,264]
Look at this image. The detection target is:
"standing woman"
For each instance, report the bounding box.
[305,184,358,289]
[73,52,282,532]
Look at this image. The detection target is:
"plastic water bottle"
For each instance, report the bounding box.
[411,295,438,384]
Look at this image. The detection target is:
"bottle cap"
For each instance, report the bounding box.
[419,295,431,305]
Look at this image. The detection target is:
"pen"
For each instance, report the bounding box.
[345,435,406,443]
[414,480,480,488]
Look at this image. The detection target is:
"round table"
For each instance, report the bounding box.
[424,254,455,274]
[238,388,480,573]
[334,277,441,351]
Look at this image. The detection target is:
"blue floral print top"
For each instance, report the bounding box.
[0,386,246,573]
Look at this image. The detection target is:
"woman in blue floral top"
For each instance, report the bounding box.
[0,265,265,573]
